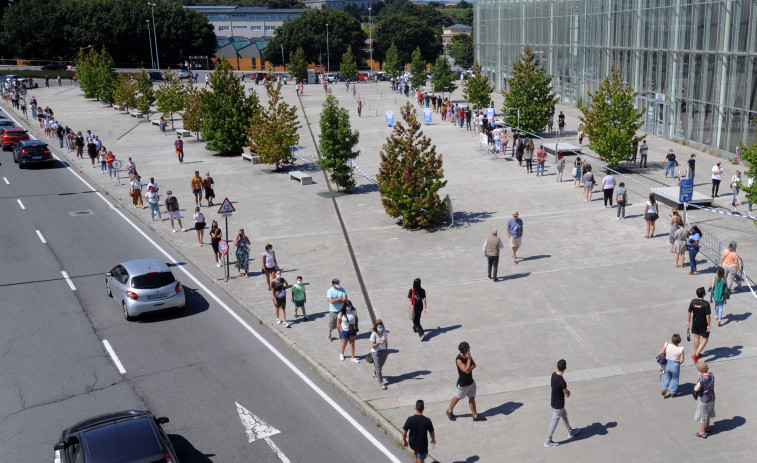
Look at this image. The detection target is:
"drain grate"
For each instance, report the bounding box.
[69,210,94,216]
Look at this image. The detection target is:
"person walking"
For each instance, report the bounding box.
[524,139,534,173]
[544,359,580,447]
[687,226,702,274]
[720,242,741,290]
[408,278,428,340]
[327,278,347,342]
[615,182,628,219]
[262,244,278,290]
[710,267,727,327]
[582,167,595,202]
[687,153,696,180]
[600,170,615,208]
[730,170,742,207]
[446,341,486,422]
[483,229,504,282]
[643,193,658,238]
[233,229,251,277]
[357,100,362,117]
[506,212,523,263]
[557,111,565,140]
[664,149,677,177]
[639,139,648,168]
[572,157,582,188]
[271,270,289,327]
[555,152,566,182]
[403,400,436,463]
[535,145,547,176]
[159,116,167,135]
[164,191,184,232]
[190,171,203,206]
[711,160,723,198]
[193,207,205,246]
[210,221,223,267]
[693,362,715,438]
[291,276,307,320]
[144,186,161,221]
[369,319,389,390]
[577,124,584,146]
[337,300,359,362]
[659,334,684,398]
[673,222,688,267]
[687,287,711,363]
[515,138,525,167]
[203,172,215,207]
[130,174,144,208]
[668,208,683,252]
[174,136,184,164]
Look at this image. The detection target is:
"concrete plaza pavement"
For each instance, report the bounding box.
[8,78,757,462]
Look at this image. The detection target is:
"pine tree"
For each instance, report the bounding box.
[463,62,493,111]
[378,102,448,228]
[248,81,300,170]
[384,43,402,80]
[409,47,427,89]
[501,45,558,137]
[134,69,156,119]
[199,57,257,153]
[580,68,644,167]
[155,70,186,129]
[430,55,457,97]
[340,45,357,82]
[180,82,202,138]
[289,47,308,84]
[318,92,360,191]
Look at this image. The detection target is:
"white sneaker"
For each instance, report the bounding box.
[216,261,222,267]
[283,322,290,328]
[351,358,360,363]
[276,319,281,325]
[339,354,345,361]
[173,229,177,233]
[544,441,559,448]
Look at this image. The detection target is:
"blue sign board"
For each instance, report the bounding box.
[386,111,394,127]
[423,108,432,124]
[487,107,495,120]
[679,179,694,203]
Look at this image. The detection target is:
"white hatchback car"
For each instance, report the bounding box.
[105,258,185,320]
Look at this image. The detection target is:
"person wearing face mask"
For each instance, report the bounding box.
[271,270,289,327]
[370,319,389,390]
[233,229,251,276]
[327,278,347,342]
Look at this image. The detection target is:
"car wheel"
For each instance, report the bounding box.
[106,280,112,297]
[122,302,134,321]
[18,161,25,169]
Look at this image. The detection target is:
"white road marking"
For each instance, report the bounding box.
[3,177,8,184]
[236,402,290,463]
[102,339,126,374]
[36,230,46,243]
[2,107,402,463]
[61,271,76,290]
[264,437,290,463]
[17,199,25,209]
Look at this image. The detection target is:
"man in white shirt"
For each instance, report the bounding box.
[711,160,723,198]
[492,127,502,153]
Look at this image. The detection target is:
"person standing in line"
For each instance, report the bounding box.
[668,208,683,252]
[720,242,741,290]
[403,400,436,462]
[146,177,159,194]
[512,130,520,157]
[535,145,547,176]
[75,131,84,159]
[501,129,509,156]
[693,362,716,438]
[446,342,486,422]
[687,287,711,363]
[687,153,696,181]
[615,182,628,219]
[190,171,203,206]
[408,278,428,341]
[164,191,184,232]
[98,144,108,173]
[87,137,98,167]
[544,359,580,447]
[483,229,504,282]
[233,229,251,277]
[370,319,389,390]
[337,300,359,362]
[659,334,684,398]
[105,151,116,179]
[631,137,639,165]
[582,167,595,202]
[710,267,727,327]
[523,139,534,173]
[291,276,307,320]
[506,212,523,264]
[673,222,688,267]
[600,170,615,208]
[730,170,742,207]
[174,136,184,164]
[465,107,472,130]
[548,113,554,134]
[687,225,702,274]
[144,186,161,221]
[639,139,649,167]
[271,270,289,327]
[643,193,658,239]
[210,221,223,267]
[262,244,278,290]
[130,174,144,208]
[577,124,584,146]
[664,149,677,177]
[580,158,592,188]
[557,111,565,140]
[492,125,502,154]
[193,207,205,246]
[203,172,215,207]
[327,278,347,342]
[572,156,582,188]
[711,160,723,197]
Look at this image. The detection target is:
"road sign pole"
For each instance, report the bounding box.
[225,216,229,282]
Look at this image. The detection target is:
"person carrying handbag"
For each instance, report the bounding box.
[408,278,428,341]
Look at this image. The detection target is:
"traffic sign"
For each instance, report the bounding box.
[218,197,236,216]
[219,240,228,255]
[679,179,694,203]
[112,160,122,169]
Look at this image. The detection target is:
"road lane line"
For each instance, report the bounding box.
[3,177,8,184]
[36,230,46,243]
[2,107,402,463]
[17,199,25,209]
[102,340,126,374]
[61,271,76,290]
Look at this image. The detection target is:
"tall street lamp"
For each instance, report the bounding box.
[368,7,373,77]
[326,23,330,74]
[146,19,154,69]
[280,44,285,71]
[148,2,160,70]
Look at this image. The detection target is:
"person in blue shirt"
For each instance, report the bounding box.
[326,278,347,342]
[506,212,524,264]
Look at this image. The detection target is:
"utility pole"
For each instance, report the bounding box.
[146,20,154,69]
[368,7,373,77]
[326,23,330,74]
[148,2,159,70]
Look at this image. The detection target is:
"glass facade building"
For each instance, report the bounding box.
[473,0,757,156]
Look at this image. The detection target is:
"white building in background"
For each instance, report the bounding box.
[184,6,304,40]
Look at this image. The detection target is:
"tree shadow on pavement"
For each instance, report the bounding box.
[481,401,523,418]
[701,345,742,362]
[387,369,431,384]
[423,324,462,341]
[710,416,746,435]
[723,312,751,324]
[565,421,617,443]
[453,211,495,225]
[169,434,214,462]
[349,182,379,194]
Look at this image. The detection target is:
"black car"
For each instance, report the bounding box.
[41,62,68,70]
[147,71,164,81]
[13,140,53,168]
[54,410,179,463]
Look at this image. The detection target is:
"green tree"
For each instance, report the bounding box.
[248,81,300,170]
[199,58,257,153]
[449,33,473,68]
[155,70,186,129]
[374,14,442,65]
[463,62,493,111]
[76,48,97,99]
[112,73,138,111]
[579,68,644,167]
[501,45,559,136]
[738,133,757,215]
[409,48,427,89]
[134,69,156,118]
[93,47,116,104]
[180,82,203,138]
[430,55,457,96]
[384,43,402,79]
[288,47,308,84]
[377,102,448,228]
[318,92,360,192]
[340,45,358,82]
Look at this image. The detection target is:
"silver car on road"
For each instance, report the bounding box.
[105,258,185,320]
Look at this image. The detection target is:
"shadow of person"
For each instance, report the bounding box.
[423,324,462,341]
[481,401,523,418]
[710,416,746,435]
[519,254,551,262]
[386,370,431,384]
[566,421,618,443]
[169,434,214,462]
[451,457,480,463]
[724,312,751,324]
[701,345,743,362]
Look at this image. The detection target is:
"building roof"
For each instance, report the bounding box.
[184,6,305,14]
[445,24,472,31]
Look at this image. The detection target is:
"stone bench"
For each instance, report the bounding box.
[176,128,192,138]
[241,147,261,164]
[151,119,160,126]
[130,110,143,118]
[289,170,313,185]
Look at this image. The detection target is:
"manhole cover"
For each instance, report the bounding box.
[69,210,94,216]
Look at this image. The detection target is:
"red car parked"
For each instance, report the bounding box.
[356,73,369,81]
[1,127,30,150]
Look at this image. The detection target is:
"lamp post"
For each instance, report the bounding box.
[280,44,285,71]
[368,7,373,77]
[148,2,159,70]
[146,20,154,69]
[326,23,330,74]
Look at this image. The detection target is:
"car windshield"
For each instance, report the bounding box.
[83,417,166,463]
[131,272,175,289]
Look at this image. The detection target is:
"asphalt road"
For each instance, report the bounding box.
[0,113,404,462]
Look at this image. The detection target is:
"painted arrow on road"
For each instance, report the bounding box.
[235,402,291,463]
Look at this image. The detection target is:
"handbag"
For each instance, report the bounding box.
[408,288,416,321]
[723,286,732,300]
[656,342,668,367]
[348,324,359,335]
